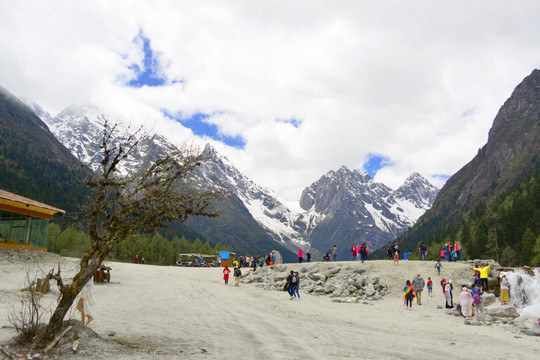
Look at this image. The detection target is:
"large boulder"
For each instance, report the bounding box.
[512,314,539,329]
[521,325,540,337]
[482,293,497,306]
[485,303,520,319]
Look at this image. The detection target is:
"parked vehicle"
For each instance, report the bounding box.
[175,253,218,267]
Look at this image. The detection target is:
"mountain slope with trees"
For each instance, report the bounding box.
[397,69,540,265]
[0,86,90,217]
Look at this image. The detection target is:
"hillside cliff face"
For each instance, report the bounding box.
[402,69,540,246]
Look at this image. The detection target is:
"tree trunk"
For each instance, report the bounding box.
[37,249,104,347]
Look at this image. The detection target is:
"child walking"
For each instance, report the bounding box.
[393,251,399,266]
[233,267,242,287]
[427,277,433,297]
[435,261,442,275]
[223,266,231,285]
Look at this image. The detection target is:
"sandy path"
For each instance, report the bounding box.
[1,257,540,359]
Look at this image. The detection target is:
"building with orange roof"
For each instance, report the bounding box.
[0,189,65,251]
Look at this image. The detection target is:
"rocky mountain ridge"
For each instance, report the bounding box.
[27,101,438,259]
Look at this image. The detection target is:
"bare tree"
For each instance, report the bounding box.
[38,121,220,346]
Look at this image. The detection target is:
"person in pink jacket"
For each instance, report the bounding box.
[297,249,304,263]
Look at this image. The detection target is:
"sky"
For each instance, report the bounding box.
[1,1,540,203]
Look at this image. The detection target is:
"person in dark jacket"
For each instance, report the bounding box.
[286,271,295,299]
[292,271,300,299]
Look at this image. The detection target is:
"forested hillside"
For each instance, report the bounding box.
[0,86,90,218]
[398,170,540,266]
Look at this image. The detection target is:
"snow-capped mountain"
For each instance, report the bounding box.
[28,102,177,176]
[28,101,438,259]
[298,167,439,256]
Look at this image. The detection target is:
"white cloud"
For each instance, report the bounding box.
[1,0,540,201]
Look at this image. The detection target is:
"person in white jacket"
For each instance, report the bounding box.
[76,279,95,325]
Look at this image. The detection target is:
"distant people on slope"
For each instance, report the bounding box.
[418,242,427,261]
[298,249,304,263]
[435,261,442,276]
[360,243,369,263]
[386,242,393,260]
[351,244,357,261]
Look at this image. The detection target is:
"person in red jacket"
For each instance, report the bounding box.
[223,266,231,285]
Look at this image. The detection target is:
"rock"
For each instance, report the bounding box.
[485,303,520,319]
[325,269,335,279]
[482,293,497,306]
[512,314,539,329]
[354,268,366,275]
[324,284,336,294]
[310,273,324,281]
[521,325,540,337]
[347,285,357,293]
[342,297,357,303]
[365,284,376,297]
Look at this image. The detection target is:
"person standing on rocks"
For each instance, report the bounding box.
[473,264,491,291]
[359,243,368,263]
[298,249,304,263]
[427,277,433,297]
[386,242,393,260]
[500,272,510,305]
[418,242,426,261]
[454,241,462,261]
[459,286,473,320]
[306,249,311,262]
[332,245,337,261]
[471,284,485,322]
[351,244,357,261]
[444,279,453,308]
[411,274,426,305]
[393,250,400,266]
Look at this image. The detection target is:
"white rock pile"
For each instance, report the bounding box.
[241,262,390,303]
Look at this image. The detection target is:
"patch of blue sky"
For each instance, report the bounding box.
[162,110,246,149]
[126,31,180,88]
[461,108,475,117]
[277,118,302,128]
[363,153,392,178]
[432,174,451,182]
